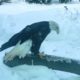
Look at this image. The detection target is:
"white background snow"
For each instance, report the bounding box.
[0,2,80,80]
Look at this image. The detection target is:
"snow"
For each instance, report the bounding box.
[0,2,80,80]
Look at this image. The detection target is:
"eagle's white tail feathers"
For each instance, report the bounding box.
[4,40,32,62]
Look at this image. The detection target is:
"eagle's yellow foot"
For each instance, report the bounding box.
[38,52,45,59]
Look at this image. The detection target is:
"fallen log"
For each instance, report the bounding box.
[3,54,80,75]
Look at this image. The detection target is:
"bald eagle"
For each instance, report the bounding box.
[0,21,59,60]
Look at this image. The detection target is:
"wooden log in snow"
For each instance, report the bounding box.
[3,54,80,75]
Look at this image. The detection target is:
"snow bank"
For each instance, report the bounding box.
[0,2,80,80]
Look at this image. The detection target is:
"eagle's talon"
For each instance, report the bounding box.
[38,52,45,59]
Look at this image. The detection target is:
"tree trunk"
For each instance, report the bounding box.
[3,54,80,75]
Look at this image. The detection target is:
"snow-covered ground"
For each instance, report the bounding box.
[0,2,80,80]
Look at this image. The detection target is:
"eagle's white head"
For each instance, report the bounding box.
[49,21,59,34]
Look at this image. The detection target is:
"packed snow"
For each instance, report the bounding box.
[0,2,80,80]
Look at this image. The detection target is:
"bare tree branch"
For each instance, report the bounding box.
[3,54,80,75]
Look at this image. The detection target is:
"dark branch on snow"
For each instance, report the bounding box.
[3,54,80,75]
